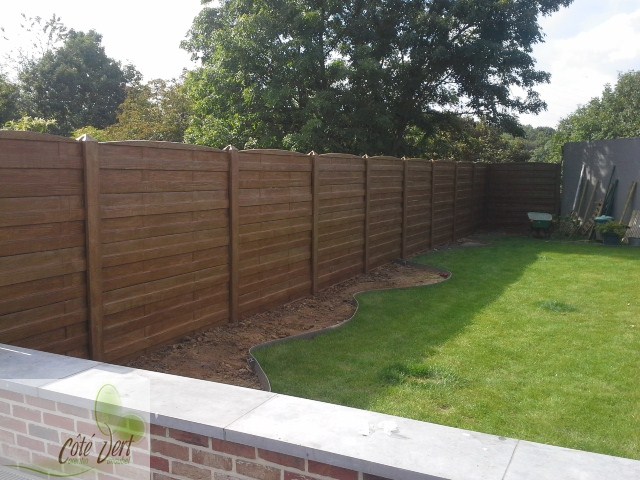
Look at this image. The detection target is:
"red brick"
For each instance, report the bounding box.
[214,474,244,480]
[171,461,211,480]
[76,420,99,436]
[258,449,305,470]
[0,428,15,444]
[98,473,122,480]
[308,461,358,480]
[113,463,151,480]
[193,449,232,471]
[151,455,170,472]
[0,400,10,415]
[154,474,177,480]
[12,405,41,422]
[0,416,28,434]
[28,424,59,442]
[284,473,319,480]
[236,460,281,480]
[168,428,210,447]
[26,396,56,411]
[151,438,189,461]
[211,439,256,459]
[2,444,31,463]
[150,424,167,437]
[43,412,75,431]
[16,434,45,452]
[57,402,91,419]
[0,389,24,403]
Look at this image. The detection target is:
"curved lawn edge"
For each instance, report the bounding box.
[248,261,452,391]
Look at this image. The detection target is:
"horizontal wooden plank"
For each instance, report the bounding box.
[103,266,228,315]
[103,246,229,292]
[102,211,229,244]
[0,221,85,256]
[240,231,309,258]
[0,140,83,169]
[240,202,311,225]
[239,216,311,243]
[0,247,86,287]
[103,229,228,267]
[99,144,229,171]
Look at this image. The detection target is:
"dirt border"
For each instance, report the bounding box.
[123,259,453,389]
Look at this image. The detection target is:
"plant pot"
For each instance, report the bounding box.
[602,233,621,246]
[628,237,640,247]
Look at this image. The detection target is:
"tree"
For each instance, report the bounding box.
[0,74,19,123]
[18,29,135,136]
[424,117,531,163]
[73,78,192,142]
[2,115,57,133]
[551,71,640,162]
[183,0,573,155]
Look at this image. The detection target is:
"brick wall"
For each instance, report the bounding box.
[150,425,384,480]
[0,387,150,479]
[1,386,393,480]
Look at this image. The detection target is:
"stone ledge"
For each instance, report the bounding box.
[1,344,638,480]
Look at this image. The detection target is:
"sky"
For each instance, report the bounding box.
[1,0,639,129]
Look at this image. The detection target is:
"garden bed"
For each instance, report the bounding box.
[123,259,447,388]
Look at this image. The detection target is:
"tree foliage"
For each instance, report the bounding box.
[425,117,525,162]
[18,29,134,136]
[73,79,192,142]
[0,74,19,123]
[2,115,57,133]
[550,70,640,162]
[183,0,572,155]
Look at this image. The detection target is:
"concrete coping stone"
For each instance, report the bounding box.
[1,344,638,480]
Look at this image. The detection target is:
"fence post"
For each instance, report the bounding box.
[430,161,436,248]
[226,146,240,323]
[452,162,458,241]
[310,152,320,295]
[79,135,104,361]
[554,163,562,215]
[364,156,371,273]
[401,159,409,259]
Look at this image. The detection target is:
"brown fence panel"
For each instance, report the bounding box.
[431,161,456,247]
[367,157,404,269]
[316,154,366,290]
[98,142,230,361]
[1,132,560,362]
[455,162,475,238]
[473,164,488,229]
[237,150,313,316]
[486,163,561,229]
[0,133,89,357]
[405,159,433,255]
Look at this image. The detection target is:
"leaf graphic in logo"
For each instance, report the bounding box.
[94,384,145,442]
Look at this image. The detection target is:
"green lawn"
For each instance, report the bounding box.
[253,236,640,459]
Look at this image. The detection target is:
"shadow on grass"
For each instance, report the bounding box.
[253,236,640,458]
[254,236,541,404]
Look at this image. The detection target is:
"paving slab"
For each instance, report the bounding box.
[226,393,518,480]
[504,440,640,480]
[139,369,277,438]
[0,344,98,392]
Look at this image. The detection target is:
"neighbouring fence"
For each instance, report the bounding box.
[0,132,558,362]
[486,162,561,230]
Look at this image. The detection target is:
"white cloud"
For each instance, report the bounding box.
[1,0,204,81]
[521,6,640,127]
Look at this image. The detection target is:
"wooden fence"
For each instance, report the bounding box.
[0,132,555,362]
[486,163,561,229]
